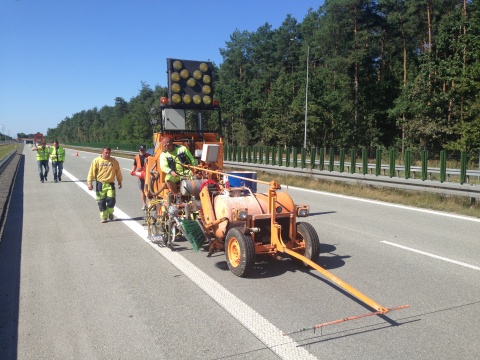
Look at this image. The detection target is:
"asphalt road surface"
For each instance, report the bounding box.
[0,147,479,360]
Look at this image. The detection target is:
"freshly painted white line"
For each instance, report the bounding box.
[62,169,317,360]
[381,241,480,271]
[287,186,480,223]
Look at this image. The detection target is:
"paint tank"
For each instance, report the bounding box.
[180,179,205,196]
[213,192,295,238]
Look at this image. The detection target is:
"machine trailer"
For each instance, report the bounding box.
[141,58,408,332]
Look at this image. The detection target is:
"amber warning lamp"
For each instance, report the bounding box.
[167,58,214,109]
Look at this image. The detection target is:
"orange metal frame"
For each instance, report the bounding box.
[146,145,409,326]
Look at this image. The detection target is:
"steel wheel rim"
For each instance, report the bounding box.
[228,238,240,268]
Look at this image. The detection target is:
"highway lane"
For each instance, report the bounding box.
[1,147,479,359]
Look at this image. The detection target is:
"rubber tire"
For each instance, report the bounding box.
[293,222,321,267]
[225,227,256,277]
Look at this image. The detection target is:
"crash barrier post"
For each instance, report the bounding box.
[362,149,368,175]
[421,149,428,181]
[329,148,334,172]
[310,147,316,170]
[319,148,325,170]
[375,147,382,176]
[285,147,291,167]
[389,148,396,178]
[278,147,283,166]
[265,147,270,165]
[404,149,411,179]
[350,149,356,174]
[440,150,446,183]
[301,147,306,169]
[339,148,345,173]
[461,151,467,184]
[293,147,298,168]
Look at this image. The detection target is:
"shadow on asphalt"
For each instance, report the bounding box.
[0,154,24,360]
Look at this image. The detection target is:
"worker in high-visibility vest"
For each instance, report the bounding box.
[87,147,123,223]
[130,145,150,210]
[32,140,49,183]
[160,137,195,203]
[49,140,66,183]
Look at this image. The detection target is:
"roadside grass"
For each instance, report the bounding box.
[251,170,480,219]
[0,144,18,158]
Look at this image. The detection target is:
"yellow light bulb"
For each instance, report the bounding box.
[173,60,183,71]
[193,95,202,104]
[199,62,208,72]
[172,94,181,104]
[171,72,180,82]
[183,94,192,104]
[193,70,202,80]
[180,69,190,79]
[203,96,212,105]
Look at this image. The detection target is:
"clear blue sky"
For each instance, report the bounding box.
[0,0,323,138]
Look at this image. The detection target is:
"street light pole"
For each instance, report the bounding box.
[304,45,309,149]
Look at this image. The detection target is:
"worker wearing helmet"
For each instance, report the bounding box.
[87,147,123,223]
[49,140,65,182]
[160,137,195,198]
[32,141,49,183]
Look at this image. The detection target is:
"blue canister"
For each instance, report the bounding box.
[225,171,257,193]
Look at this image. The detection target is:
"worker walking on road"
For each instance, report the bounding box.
[32,141,49,183]
[49,140,65,182]
[131,144,150,210]
[160,137,195,201]
[87,147,123,223]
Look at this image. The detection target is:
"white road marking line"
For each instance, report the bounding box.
[381,241,480,271]
[287,186,480,223]
[62,169,317,360]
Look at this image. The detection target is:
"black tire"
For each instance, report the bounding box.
[293,222,320,267]
[225,227,256,277]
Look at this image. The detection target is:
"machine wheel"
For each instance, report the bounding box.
[293,222,320,267]
[225,227,255,277]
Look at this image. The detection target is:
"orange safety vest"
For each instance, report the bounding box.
[133,153,150,179]
[134,153,150,171]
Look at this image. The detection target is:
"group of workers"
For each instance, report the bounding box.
[33,137,194,224]
[32,140,65,183]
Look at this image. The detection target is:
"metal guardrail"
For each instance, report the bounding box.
[224,161,480,200]
[0,150,17,173]
[225,146,480,185]
[331,161,480,182]
[66,145,480,200]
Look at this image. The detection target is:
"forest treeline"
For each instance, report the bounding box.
[42,0,479,158]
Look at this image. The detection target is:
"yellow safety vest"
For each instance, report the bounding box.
[50,146,66,162]
[36,146,49,161]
